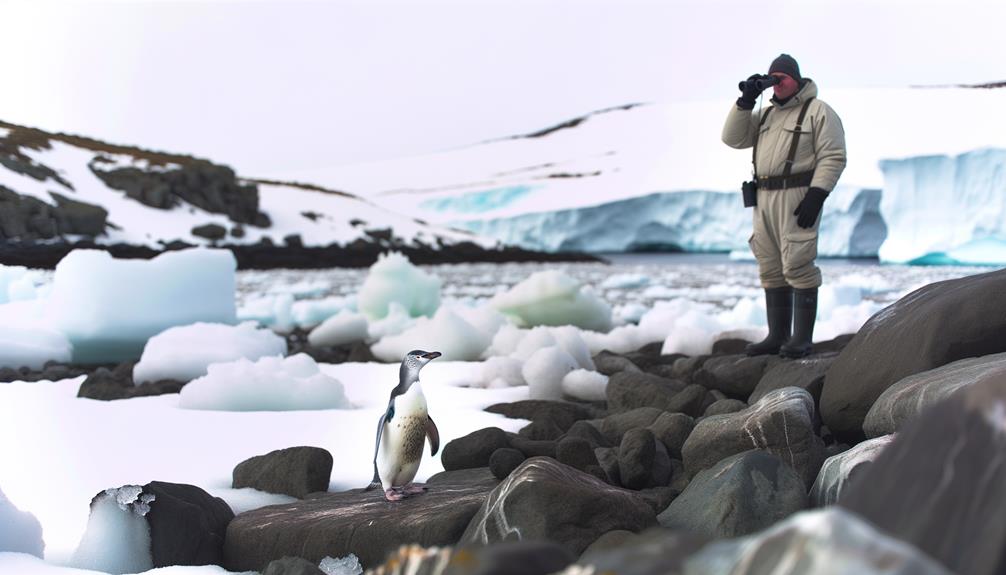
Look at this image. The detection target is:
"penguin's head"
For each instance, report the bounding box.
[400,349,441,383]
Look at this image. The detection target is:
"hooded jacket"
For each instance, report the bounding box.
[722,79,847,192]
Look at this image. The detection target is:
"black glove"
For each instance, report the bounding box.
[737,74,761,109]
[793,187,829,228]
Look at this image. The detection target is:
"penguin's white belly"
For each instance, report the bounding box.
[378,389,429,489]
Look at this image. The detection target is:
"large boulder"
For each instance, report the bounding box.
[231,446,333,499]
[657,450,807,538]
[618,429,672,490]
[749,354,836,405]
[485,400,598,433]
[864,352,1006,438]
[821,269,1006,440]
[144,481,235,568]
[442,427,511,471]
[223,468,499,572]
[574,528,711,575]
[693,354,783,399]
[838,371,1006,575]
[77,362,185,400]
[682,387,824,487]
[682,508,953,575]
[461,457,656,555]
[809,434,894,507]
[606,371,687,412]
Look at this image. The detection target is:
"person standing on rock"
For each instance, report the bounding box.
[722,54,847,358]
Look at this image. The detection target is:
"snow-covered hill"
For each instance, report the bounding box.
[0,121,599,268]
[274,86,1006,263]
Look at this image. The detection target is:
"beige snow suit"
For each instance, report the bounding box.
[722,79,847,289]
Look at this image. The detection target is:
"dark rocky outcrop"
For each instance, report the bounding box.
[232,447,333,499]
[821,269,1006,440]
[89,159,266,225]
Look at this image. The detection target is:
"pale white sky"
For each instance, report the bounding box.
[1,0,1004,176]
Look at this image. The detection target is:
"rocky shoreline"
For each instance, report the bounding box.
[0,239,603,270]
[7,268,1006,575]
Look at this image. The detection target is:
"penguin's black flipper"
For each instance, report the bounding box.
[366,401,395,490]
[426,415,440,456]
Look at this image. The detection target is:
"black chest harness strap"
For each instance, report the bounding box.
[753,97,816,190]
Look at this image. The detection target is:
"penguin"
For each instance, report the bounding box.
[367,349,441,501]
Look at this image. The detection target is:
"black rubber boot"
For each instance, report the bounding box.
[780,287,818,359]
[745,286,793,356]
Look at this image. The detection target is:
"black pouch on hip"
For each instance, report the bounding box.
[741,180,758,208]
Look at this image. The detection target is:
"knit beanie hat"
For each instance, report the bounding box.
[768,54,801,82]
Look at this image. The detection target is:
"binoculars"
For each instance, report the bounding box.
[738,75,781,92]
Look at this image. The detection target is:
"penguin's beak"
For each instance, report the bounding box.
[422,351,442,360]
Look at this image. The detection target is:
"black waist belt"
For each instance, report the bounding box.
[758,171,814,190]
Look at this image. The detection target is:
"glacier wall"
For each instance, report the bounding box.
[455,187,886,257]
[878,148,1006,264]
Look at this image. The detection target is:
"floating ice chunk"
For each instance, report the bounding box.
[292,296,354,329]
[480,356,526,388]
[614,302,650,325]
[0,485,44,557]
[522,346,578,400]
[0,265,41,304]
[485,324,525,358]
[549,326,595,371]
[370,306,490,362]
[451,304,508,342]
[133,322,287,384]
[490,270,612,332]
[320,553,363,575]
[0,323,73,370]
[358,252,441,320]
[562,369,608,401]
[601,273,651,290]
[179,353,350,411]
[70,486,153,574]
[511,327,558,361]
[660,305,723,356]
[237,293,297,332]
[308,311,370,347]
[367,301,415,341]
[47,248,237,363]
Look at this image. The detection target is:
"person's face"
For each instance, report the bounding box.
[771,73,799,99]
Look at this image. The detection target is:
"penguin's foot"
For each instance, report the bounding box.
[401,483,428,495]
[384,488,406,501]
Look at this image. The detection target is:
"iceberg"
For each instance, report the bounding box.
[455,187,886,257]
[878,148,1006,265]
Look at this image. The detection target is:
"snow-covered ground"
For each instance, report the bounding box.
[0,249,998,574]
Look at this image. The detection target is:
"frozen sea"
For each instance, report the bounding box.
[236,254,992,314]
[1,254,999,575]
